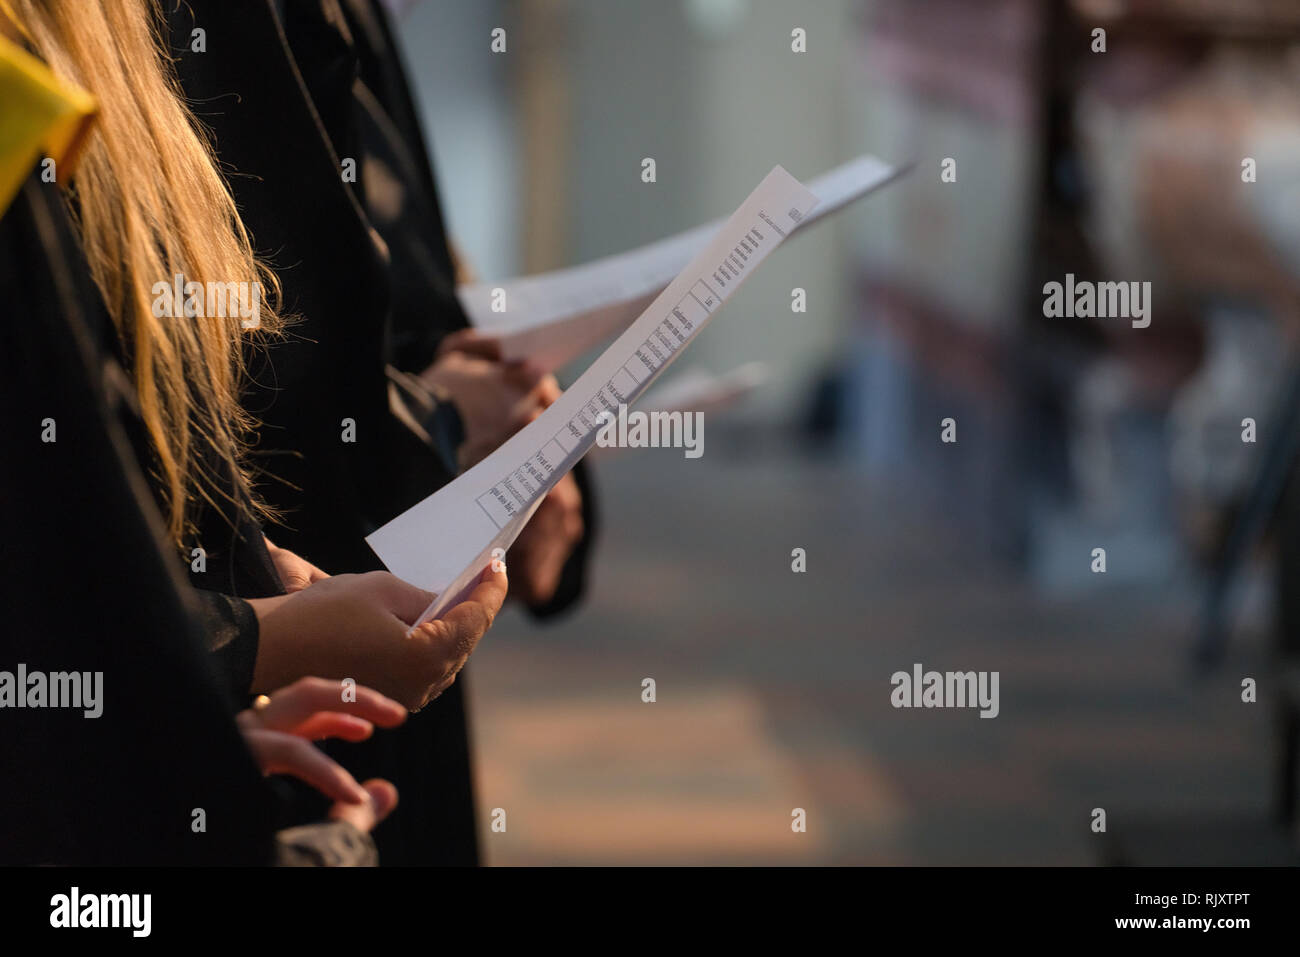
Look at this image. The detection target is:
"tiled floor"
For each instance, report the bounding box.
[466,447,1280,864]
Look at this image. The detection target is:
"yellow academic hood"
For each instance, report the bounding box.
[0,18,96,215]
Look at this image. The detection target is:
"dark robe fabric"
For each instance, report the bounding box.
[336,0,598,620]
[0,174,277,865]
[166,0,597,864]
[328,0,600,618]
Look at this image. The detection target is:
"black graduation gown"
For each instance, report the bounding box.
[166,0,476,865]
[0,174,277,865]
[332,0,598,620]
[167,0,599,864]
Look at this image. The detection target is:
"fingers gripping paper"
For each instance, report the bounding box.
[366,166,819,623]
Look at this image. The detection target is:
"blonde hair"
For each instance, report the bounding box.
[12,0,283,544]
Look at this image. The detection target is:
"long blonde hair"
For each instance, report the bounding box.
[12,0,283,544]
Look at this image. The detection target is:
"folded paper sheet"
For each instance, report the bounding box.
[368,165,819,622]
[460,154,901,370]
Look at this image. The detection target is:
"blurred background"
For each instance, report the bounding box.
[390,0,1300,863]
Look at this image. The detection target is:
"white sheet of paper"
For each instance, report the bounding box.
[587,363,768,460]
[367,165,819,622]
[460,154,901,369]
[641,361,768,415]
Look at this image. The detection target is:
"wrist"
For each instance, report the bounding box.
[246,594,295,693]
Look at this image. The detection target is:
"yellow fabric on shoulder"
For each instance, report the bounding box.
[0,30,96,215]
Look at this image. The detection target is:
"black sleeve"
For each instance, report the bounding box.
[194,590,261,705]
